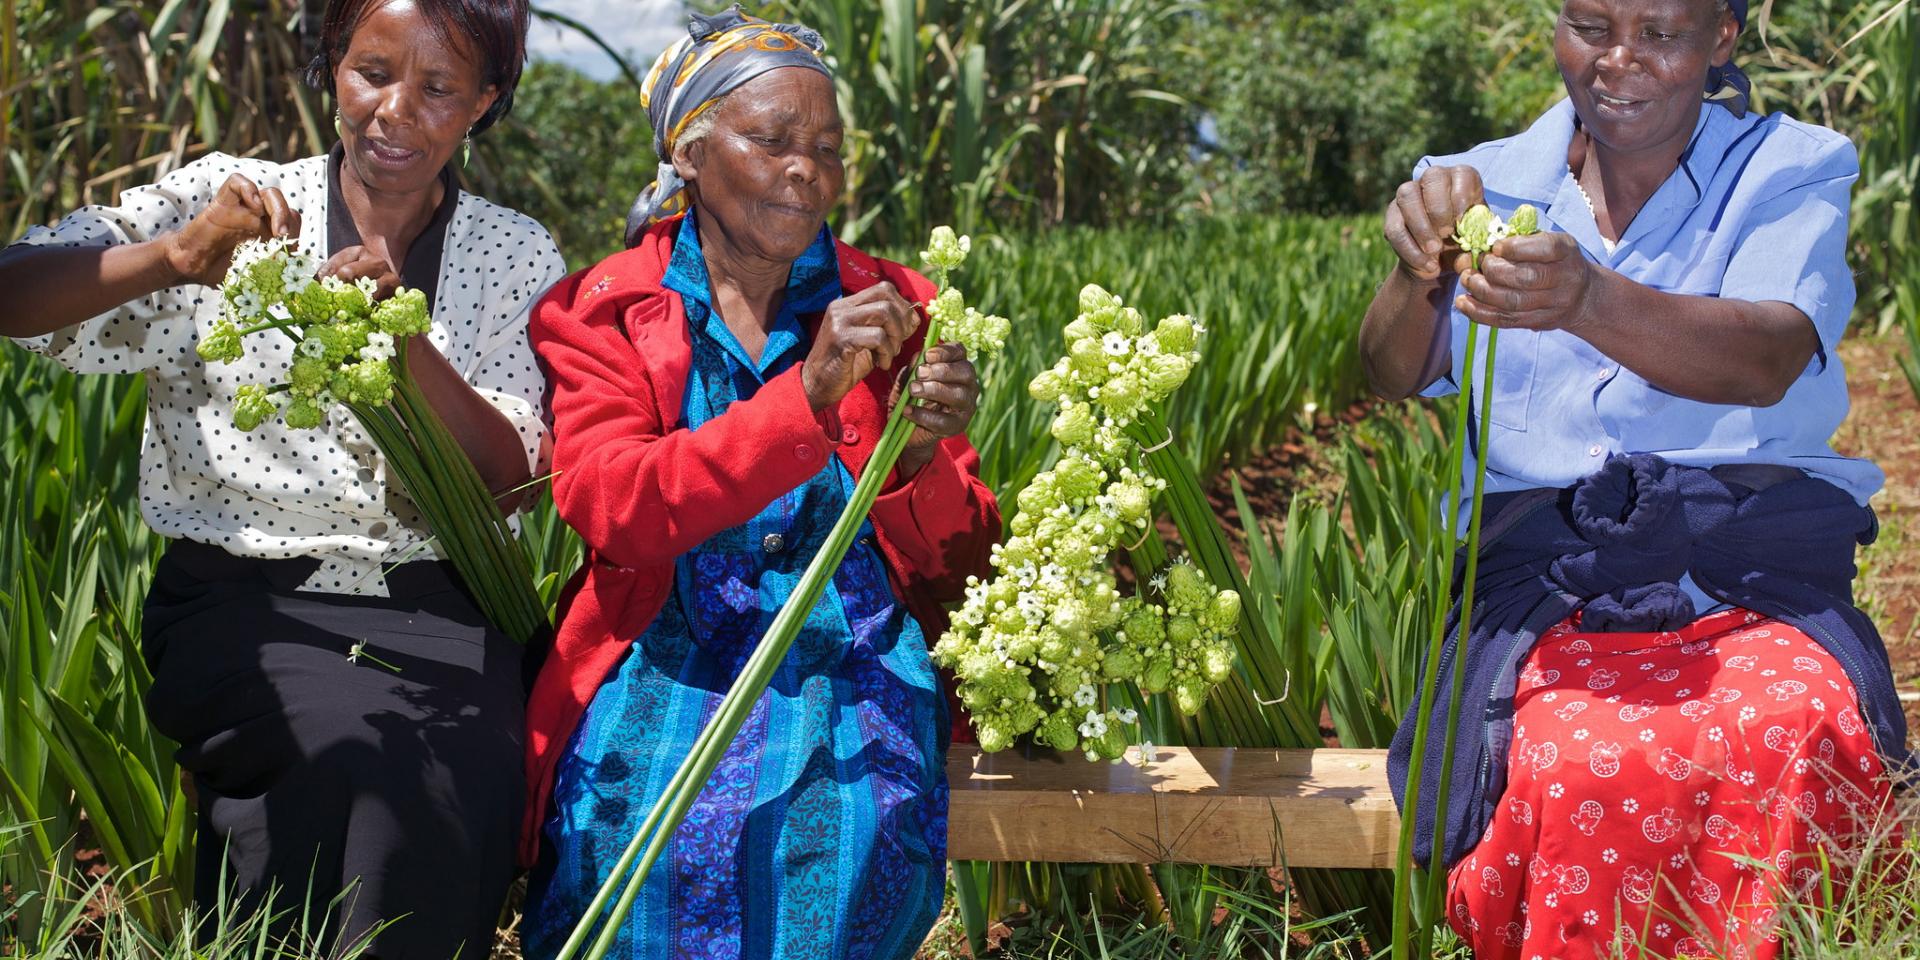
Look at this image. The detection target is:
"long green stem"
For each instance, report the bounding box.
[555,321,938,960]
[1391,315,1482,956]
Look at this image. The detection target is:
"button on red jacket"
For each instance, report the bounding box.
[520,217,1000,865]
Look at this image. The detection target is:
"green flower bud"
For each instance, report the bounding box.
[196,320,246,364]
[1122,605,1166,648]
[1201,643,1236,684]
[1051,401,1095,447]
[1069,336,1108,378]
[1029,366,1069,403]
[1164,563,1210,611]
[1144,353,1193,399]
[1507,203,1541,237]
[1101,646,1141,680]
[1141,656,1173,694]
[1202,589,1243,632]
[977,721,1014,753]
[283,396,325,430]
[371,287,431,337]
[920,225,970,273]
[1039,710,1080,752]
[288,356,330,396]
[1153,314,1196,355]
[1108,478,1153,525]
[1079,284,1121,317]
[1455,204,1496,255]
[1174,677,1211,716]
[1167,615,1201,648]
[231,384,278,432]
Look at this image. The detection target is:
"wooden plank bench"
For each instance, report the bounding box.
[945,746,1399,869]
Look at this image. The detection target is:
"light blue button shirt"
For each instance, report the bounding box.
[1418,98,1882,614]
[1422,97,1882,503]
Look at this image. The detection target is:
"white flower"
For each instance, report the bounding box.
[1572,728,1589,741]
[1073,683,1097,707]
[1622,797,1640,813]
[1506,853,1522,867]
[354,275,381,299]
[1133,741,1157,767]
[359,331,397,363]
[235,289,265,319]
[1102,331,1131,357]
[1115,708,1138,724]
[1601,848,1618,864]
[1639,729,1657,742]
[299,338,328,358]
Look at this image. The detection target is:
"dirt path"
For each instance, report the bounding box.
[1832,332,1920,728]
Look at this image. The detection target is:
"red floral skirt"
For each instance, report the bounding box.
[1446,608,1893,960]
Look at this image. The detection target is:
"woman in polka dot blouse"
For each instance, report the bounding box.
[0,0,564,956]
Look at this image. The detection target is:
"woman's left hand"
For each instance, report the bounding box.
[1456,232,1598,333]
[891,343,979,478]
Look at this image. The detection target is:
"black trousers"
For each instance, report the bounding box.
[142,540,525,959]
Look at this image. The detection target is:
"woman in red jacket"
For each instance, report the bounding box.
[518,9,1000,959]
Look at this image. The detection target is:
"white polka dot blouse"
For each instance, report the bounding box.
[7,152,567,596]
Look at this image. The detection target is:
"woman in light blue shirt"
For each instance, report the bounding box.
[1362,1,1903,957]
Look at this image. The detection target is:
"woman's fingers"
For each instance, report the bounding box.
[907,378,975,412]
[1479,255,1547,291]
[901,401,970,439]
[1447,166,1486,221]
[261,187,301,239]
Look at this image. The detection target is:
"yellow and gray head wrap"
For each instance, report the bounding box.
[625,5,831,246]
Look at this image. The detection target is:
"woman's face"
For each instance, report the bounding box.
[675,67,845,266]
[333,0,498,196]
[1555,0,1738,160]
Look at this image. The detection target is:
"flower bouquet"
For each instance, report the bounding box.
[201,239,547,643]
[932,284,1240,763]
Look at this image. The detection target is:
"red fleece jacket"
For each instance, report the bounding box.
[519,216,999,865]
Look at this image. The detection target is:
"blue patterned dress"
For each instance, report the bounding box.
[524,213,949,960]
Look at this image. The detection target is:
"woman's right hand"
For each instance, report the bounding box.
[161,174,301,286]
[801,281,920,411]
[1384,165,1486,282]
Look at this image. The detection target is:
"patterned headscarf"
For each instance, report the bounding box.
[625,5,831,246]
[1706,0,1751,117]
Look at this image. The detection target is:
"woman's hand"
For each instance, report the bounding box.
[1384,165,1486,282]
[161,174,301,286]
[802,282,919,411]
[321,246,402,299]
[1456,232,1597,332]
[891,343,980,478]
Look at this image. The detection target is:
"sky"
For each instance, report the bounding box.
[526,0,686,81]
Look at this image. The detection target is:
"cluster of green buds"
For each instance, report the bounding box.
[1027,284,1200,439]
[200,238,431,431]
[931,284,1236,764]
[1454,203,1542,270]
[920,226,1010,360]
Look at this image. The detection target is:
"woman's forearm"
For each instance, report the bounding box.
[405,337,534,513]
[0,240,188,339]
[1360,266,1453,401]
[1574,268,1820,408]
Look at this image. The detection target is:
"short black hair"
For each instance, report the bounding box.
[304,0,530,137]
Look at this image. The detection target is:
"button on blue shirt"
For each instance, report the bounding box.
[1420,98,1883,517]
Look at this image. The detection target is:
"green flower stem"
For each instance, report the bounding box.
[345,348,546,643]
[555,322,939,960]
[1421,325,1499,948]
[1391,312,1484,954]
